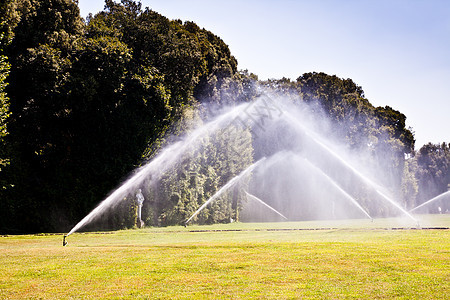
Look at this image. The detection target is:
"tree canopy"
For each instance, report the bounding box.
[0,1,446,233]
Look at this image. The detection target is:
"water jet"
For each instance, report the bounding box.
[67,91,421,233]
[185,157,267,225]
[281,108,418,225]
[66,102,256,235]
[410,191,450,213]
[244,191,288,220]
[292,154,373,220]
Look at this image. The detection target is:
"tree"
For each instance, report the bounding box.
[263,73,417,217]
[0,0,14,193]
[2,1,431,233]
[2,0,85,232]
[401,156,418,209]
[0,54,9,155]
[415,143,450,211]
[1,0,245,233]
[142,108,254,226]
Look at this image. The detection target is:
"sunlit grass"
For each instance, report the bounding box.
[1,215,449,299]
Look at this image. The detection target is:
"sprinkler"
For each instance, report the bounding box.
[63,235,68,246]
[416,221,421,229]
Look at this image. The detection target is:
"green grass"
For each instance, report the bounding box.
[1,215,449,299]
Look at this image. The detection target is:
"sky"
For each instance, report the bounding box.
[78,0,450,149]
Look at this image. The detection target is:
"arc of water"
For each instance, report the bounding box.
[282,111,418,225]
[294,155,372,220]
[67,102,256,236]
[410,191,450,212]
[244,191,288,220]
[283,111,385,191]
[185,157,266,225]
[374,190,419,226]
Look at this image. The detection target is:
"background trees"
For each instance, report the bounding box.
[0,1,447,233]
[414,143,450,211]
[0,0,14,210]
[2,0,85,232]
[0,0,245,233]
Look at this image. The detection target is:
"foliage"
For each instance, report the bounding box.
[142,109,253,226]
[401,157,419,209]
[0,51,10,166]
[415,142,450,211]
[264,73,417,213]
[0,53,11,196]
[0,1,447,233]
[0,0,16,170]
[0,0,245,233]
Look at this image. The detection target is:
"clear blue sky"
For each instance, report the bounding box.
[78,0,450,149]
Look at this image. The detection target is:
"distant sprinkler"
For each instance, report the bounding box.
[63,235,68,246]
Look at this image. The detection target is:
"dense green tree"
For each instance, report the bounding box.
[297,72,365,119]
[401,156,419,209]
[2,0,446,233]
[0,0,15,152]
[0,5,11,167]
[0,21,11,201]
[264,73,417,216]
[142,108,253,226]
[0,0,17,229]
[0,54,9,159]
[292,73,378,152]
[371,106,415,199]
[2,0,85,232]
[1,0,245,233]
[298,73,415,195]
[415,143,450,211]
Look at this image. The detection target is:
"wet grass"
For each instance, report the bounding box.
[1,215,449,299]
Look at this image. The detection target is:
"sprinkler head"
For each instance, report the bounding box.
[63,235,68,246]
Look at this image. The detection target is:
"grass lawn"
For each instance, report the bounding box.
[1,215,449,299]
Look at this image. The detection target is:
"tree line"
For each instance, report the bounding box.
[0,0,447,233]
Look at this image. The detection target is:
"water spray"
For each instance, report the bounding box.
[410,191,450,213]
[185,157,267,225]
[282,110,419,226]
[66,102,253,236]
[244,191,288,220]
[65,92,425,234]
[375,190,420,228]
[292,154,373,221]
